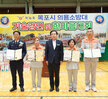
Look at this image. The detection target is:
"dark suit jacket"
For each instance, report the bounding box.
[45,39,63,65]
[8,40,27,60]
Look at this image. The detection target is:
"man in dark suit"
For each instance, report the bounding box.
[8,31,27,92]
[45,30,63,92]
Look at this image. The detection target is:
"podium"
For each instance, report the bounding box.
[42,57,49,77]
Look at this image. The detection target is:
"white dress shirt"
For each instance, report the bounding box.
[15,40,19,44]
[52,40,56,50]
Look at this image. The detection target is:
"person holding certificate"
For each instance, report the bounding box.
[45,30,63,92]
[28,37,44,91]
[81,28,101,92]
[8,31,27,92]
[66,39,79,92]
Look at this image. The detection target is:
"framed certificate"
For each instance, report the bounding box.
[84,49,92,58]
[64,50,72,61]
[36,50,44,61]
[64,50,80,62]
[6,49,22,60]
[27,50,35,61]
[92,49,101,58]
[72,51,80,62]
[84,49,101,58]
[15,49,22,60]
[27,50,44,61]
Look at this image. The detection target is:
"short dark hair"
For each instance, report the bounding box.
[87,27,94,33]
[88,27,92,30]
[13,31,21,35]
[68,39,76,45]
[50,30,58,35]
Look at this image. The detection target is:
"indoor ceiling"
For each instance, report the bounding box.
[0,0,108,7]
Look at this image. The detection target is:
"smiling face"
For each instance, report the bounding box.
[35,38,40,47]
[50,31,57,41]
[86,29,94,40]
[69,40,75,48]
[13,32,20,41]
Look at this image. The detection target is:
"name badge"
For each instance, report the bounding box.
[57,44,60,46]
[19,42,24,47]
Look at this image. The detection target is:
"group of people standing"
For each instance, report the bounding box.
[8,28,100,92]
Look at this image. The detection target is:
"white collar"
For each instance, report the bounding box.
[52,40,56,42]
[15,40,19,42]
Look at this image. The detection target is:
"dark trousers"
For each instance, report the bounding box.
[10,59,24,88]
[48,62,60,89]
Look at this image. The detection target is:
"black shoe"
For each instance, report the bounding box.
[69,89,72,92]
[49,88,54,92]
[20,87,24,92]
[56,87,59,92]
[73,88,77,92]
[10,87,17,92]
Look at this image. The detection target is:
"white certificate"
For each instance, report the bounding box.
[84,49,92,58]
[72,51,80,62]
[15,49,22,60]
[36,50,44,61]
[6,49,15,60]
[84,49,101,58]
[27,50,35,61]
[0,51,4,61]
[64,50,72,61]
[92,49,101,58]
[6,49,22,60]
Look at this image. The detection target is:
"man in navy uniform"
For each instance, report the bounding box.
[45,30,63,92]
[8,31,27,92]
